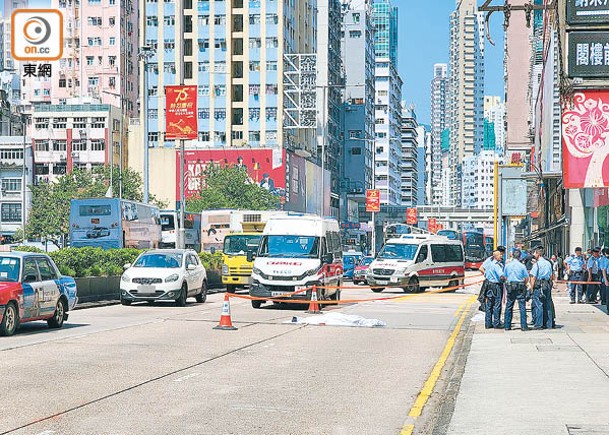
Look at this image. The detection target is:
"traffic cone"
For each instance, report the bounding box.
[305,285,322,314]
[214,293,238,330]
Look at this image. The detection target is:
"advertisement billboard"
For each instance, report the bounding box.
[406,208,418,225]
[562,91,609,188]
[365,189,381,212]
[283,151,330,215]
[178,149,286,200]
[165,85,198,140]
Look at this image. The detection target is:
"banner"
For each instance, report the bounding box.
[365,189,380,212]
[428,218,437,234]
[562,90,609,188]
[406,208,418,225]
[165,85,198,140]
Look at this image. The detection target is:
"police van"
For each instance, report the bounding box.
[248,215,343,308]
[367,234,465,293]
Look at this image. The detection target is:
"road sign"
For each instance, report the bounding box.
[365,189,380,212]
[566,0,609,25]
[406,208,418,225]
[567,32,609,78]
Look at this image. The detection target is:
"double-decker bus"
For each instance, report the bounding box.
[159,210,201,251]
[483,234,494,258]
[69,198,161,249]
[436,229,462,241]
[463,231,486,269]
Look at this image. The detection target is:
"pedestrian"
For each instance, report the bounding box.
[556,252,564,283]
[565,247,586,304]
[480,248,505,329]
[502,249,529,331]
[601,248,609,310]
[586,247,602,304]
[551,254,559,285]
[529,246,554,329]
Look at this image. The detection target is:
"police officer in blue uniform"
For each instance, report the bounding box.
[502,249,529,331]
[530,246,554,329]
[565,247,586,303]
[587,247,602,304]
[480,248,505,329]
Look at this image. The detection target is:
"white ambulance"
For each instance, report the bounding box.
[367,234,465,293]
[248,215,343,308]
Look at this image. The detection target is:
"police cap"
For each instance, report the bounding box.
[592,246,601,253]
[496,245,506,253]
[575,247,582,252]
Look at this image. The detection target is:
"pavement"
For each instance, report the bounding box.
[440,284,609,435]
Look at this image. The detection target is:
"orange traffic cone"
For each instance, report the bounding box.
[305,285,322,314]
[214,293,238,330]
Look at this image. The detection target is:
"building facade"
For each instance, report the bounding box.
[461,150,496,209]
[400,105,418,207]
[372,0,402,206]
[30,103,120,184]
[447,0,485,206]
[430,63,447,206]
[484,95,505,155]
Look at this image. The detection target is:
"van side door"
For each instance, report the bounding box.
[414,244,431,287]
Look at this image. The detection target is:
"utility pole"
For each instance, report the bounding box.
[177,0,186,249]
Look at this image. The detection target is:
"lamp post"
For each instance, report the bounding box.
[138,46,155,204]
[349,135,376,255]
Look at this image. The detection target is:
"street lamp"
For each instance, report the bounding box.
[138,45,156,203]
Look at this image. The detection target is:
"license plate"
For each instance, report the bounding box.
[294,285,307,292]
[137,285,155,294]
[376,280,388,285]
[271,291,284,297]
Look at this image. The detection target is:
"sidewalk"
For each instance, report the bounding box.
[446,285,609,435]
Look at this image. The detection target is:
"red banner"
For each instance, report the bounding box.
[562,90,609,188]
[165,85,198,140]
[406,208,418,225]
[428,218,437,234]
[365,189,380,212]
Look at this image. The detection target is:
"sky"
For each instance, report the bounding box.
[12,0,505,127]
[398,0,505,125]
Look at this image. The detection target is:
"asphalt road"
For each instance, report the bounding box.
[0,273,483,435]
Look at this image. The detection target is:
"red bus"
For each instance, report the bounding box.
[462,231,486,269]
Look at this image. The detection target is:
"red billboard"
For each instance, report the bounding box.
[165,85,198,140]
[562,90,609,188]
[178,149,286,200]
[406,208,418,225]
[365,189,381,212]
[428,218,437,234]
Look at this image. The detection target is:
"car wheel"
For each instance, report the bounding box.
[0,302,19,336]
[445,280,459,293]
[371,287,384,293]
[120,298,132,306]
[176,284,187,307]
[196,281,208,303]
[47,298,67,329]
[226,285,237,294]
[251,300,262,309]
[405,277,420,293]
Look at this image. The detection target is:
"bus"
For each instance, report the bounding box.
[69,198,161,249]
[159,210,202,251]
[383,223,412,241]
[200,210,281,252]
[437,229,462,241]
[463,230,486,269]
[484,234,494,258]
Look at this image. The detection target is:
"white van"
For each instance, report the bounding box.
[367,234,465,293]
[249,215,343,309]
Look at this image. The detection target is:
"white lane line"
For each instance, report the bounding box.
[35,431,55,435]
[173,372,201,382]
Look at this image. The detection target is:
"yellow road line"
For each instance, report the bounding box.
[400,295,477,434]
[453,299,469,318]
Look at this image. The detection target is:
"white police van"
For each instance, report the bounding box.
[367,234,465,293]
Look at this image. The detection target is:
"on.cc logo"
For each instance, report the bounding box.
[11,9,63,61]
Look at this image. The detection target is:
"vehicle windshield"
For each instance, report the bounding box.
[359,257,374,267]
[160,214,176,231]
[438,230,458,240]
[464,232,484,248]
[258,235,320,258]
[133,253,183,268]
[224,235,261,255]
[343,255,361,268]
[377,243,418,260]
[0,257,20,282]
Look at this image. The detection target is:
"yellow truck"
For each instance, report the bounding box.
[221,222,265,293]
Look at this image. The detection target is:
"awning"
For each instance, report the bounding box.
[520,217,567,243]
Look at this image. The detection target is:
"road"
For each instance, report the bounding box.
[0,273,483,435]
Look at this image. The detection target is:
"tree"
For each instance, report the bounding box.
[26,166,166,242]
[186,164,279,212]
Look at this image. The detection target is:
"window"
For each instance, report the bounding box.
[72,140,87,151]
[185,39,193,56]
[22,258,39,282]
[266,61,277,71]
[1,204,21,223]
[249,38,261,48]
[198,61,210,71]
[91,139,105,151]
[214,15,226,25]
[416,245,428,263]
[214,85,226,96]
[164,39,175,51]
[265,37,278,48]
[198,85,210,96]
[86,56,94,65]
[91,117,105,128]
[349,30,361,38]
[249,131,260,142]
[109,17,115,26]
[87,37,102,46]
[265,107,277,121]
[214,39,227,50]
[148,132,159,142]
[184,62,193,79]
[36,258,58,281]
[59,78,66,88]
[249,61,260,71]
[351,147,362,155]
[265,131,278,142]
[87,17,102,25]
[53,118,67,128]
[53,164,67,175]
[214,109,226,120]
[34,118,49,129]
[198,15,209,25]
[109,77,116,88]
[108,56,116,66]
[184,15,193,32]
[109,37,116,45]
[1,179,21,192]
[352,13,360,23]
[266,13,278,24]
[0,149,23,160]
[73,117,87,129]
[431,244,463,263]
[198,132,210,141]
[53,140,67,151]
[249,14,260,24]
[164,15,175,25]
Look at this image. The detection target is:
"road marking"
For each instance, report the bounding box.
[35,431,55,435]
[173,372,201,382]
[400,295,476,435]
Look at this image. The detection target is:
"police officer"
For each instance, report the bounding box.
[502,249,529,331]
[529,246,554,329]
[480,248,504,329]
[587,247,602,304]
[601,248,609,308]
[565,247,586,304]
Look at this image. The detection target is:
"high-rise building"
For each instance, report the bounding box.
[461,150,497,209]
[341,0,375,223]
[484,96,505,155]
[447,0,484,206]
[372,0,402,206]
[317,0,344,215]
[417,125,430,206]
[132,0,317,207]
[430,63,447,206]
[400,105,418,207]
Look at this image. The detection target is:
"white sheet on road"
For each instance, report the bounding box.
[287,312,387,327]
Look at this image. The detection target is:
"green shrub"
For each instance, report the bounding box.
[49,247,143,277]
[199,251,223,271]
[13,245,44,253]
